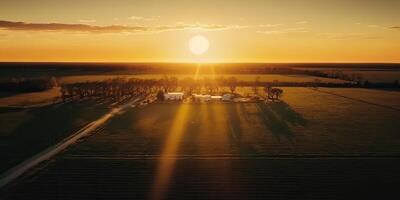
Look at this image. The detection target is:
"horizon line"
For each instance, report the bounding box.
[0,61,400,65]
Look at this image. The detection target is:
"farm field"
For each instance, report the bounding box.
[0,101,110,173]
[296,67,400,83]
[344,70,400,83]
[3,87,400,199]
[59,74,348,84]
[0,87,60,107]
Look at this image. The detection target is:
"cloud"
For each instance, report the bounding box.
[128,16,159,21]
[296,21,308,24]
[78,19,96,23]
[257,24,281,28]
[257,27,308,34]
[0,20,243,34]
[388,26,400,29]
[320,33,382,40]
[367,25,378,28]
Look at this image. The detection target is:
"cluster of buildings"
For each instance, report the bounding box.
[163,92,235,102]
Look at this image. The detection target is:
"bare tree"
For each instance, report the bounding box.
[227,76,237,94]
[253,76,260,95]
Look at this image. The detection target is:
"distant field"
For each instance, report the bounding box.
[296,67,400,83]
[344,71,400,82]
[59,74,348,84]
[0,87,60,107]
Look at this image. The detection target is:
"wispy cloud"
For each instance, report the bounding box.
[388,26,400,30]
[320,33,382,40]
[128,16,159,21]
[0,20,244,34]
[257,24,281,28]
[78,19,96,23]
[367,24,378,28]
[296,21,308,24]
[257,27,308,34]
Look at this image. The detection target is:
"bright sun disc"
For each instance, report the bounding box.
[189,35,209,55]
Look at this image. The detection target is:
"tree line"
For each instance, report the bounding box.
[60,78,157,102]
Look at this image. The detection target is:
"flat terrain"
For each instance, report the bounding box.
[2,88,400,199]
[346,70,400,82]
[0,87,60,107]
[296,67,400,83]
[59,74,348,84]
[0,101,110,173]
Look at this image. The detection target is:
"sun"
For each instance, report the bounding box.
[188,35,209,55]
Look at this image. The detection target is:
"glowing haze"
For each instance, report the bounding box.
[0,0,399,62]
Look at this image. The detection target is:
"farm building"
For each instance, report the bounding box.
[164,92,184,100]
[193,94,222,102]
[222,93,234,101]
[193,94,211,102]
[211,96,222,101]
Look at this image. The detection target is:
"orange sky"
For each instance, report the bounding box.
[0,0,399,62]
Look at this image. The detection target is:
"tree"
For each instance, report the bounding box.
[264,85,272,99]
[253,76,260,95]
[227,76,237,94]
[264,86,283,101]
[271,88,283,100]
[157,90,165,101]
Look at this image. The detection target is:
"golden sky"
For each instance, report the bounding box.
[0,0,399,62]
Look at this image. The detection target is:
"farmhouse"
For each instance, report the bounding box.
[164,92,184,100]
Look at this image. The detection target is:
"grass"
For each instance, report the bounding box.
[2,87,400,199]
[0,87,60,107]
[0,101,110,173]
[347,70,400,83]
[296,67,400,83]
[3,87,400,200]
[67,87,400,157]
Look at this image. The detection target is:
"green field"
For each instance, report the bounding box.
[0,101,110,173]
[63,88,400,157]
[1,87,399,175]
[3,87,400,199]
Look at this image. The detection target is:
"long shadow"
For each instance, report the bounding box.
[256,102,307,141]
[225,103,257,155]
[100,103,182,155]
[267,102,307,126]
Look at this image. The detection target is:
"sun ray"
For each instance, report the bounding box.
[150,104,191,200]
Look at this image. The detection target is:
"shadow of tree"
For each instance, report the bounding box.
[256,102,307,141]
[225,104,257,154]
[268,102,307,126]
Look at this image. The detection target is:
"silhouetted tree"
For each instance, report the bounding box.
[157,90,165,101]
[253,76,260,95]
[227,76,237,94]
